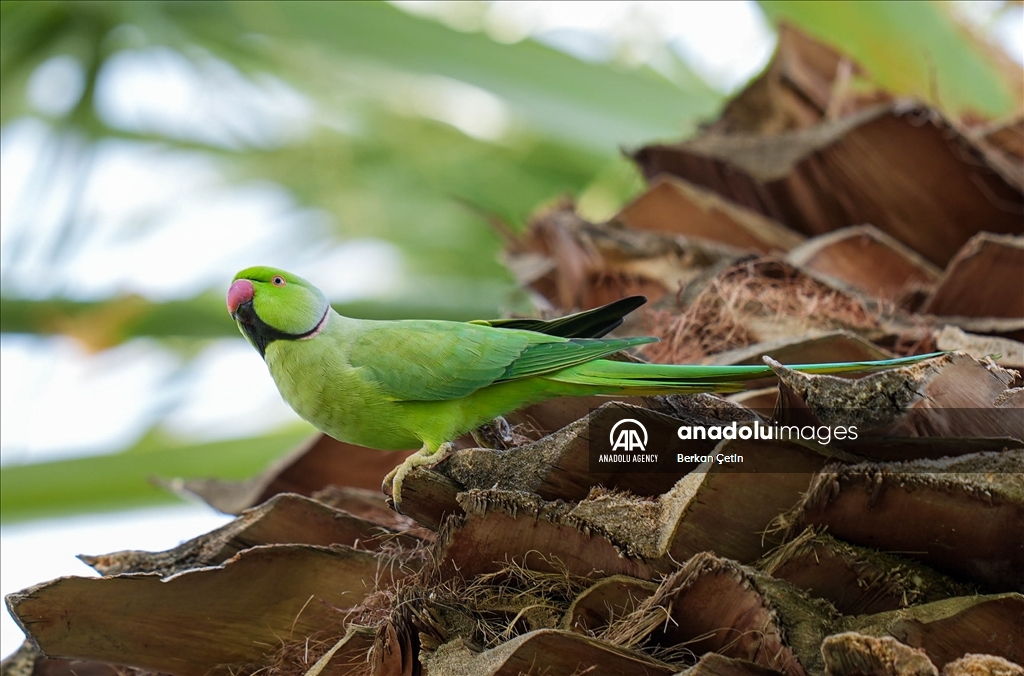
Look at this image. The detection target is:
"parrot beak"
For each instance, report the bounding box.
[227,279,255,323]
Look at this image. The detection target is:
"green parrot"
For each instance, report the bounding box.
[227,266,939,509]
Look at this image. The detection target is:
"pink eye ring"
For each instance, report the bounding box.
[272,276,286,286]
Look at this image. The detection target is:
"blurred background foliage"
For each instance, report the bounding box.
[1,0,1022,523]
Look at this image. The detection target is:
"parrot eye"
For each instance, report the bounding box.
[272,276,286,286]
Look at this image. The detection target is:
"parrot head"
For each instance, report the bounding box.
[227,266,330,357]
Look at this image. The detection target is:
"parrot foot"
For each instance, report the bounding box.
[383,441,456,513]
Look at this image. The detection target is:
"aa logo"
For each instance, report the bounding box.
[609,418,648,452]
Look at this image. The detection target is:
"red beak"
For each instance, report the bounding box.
[227,279,254,316]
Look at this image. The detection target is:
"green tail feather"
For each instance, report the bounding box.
[548,352,943,393]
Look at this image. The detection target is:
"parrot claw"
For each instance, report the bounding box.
[383,441,456,513]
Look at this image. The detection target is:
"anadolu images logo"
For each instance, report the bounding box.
[609,418,648,452]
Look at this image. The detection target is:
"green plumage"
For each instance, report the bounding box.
[228,266,941,504]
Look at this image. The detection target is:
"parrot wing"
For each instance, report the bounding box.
[469,296,647,338]
[496,336,656,381]
[347,320,654,402]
